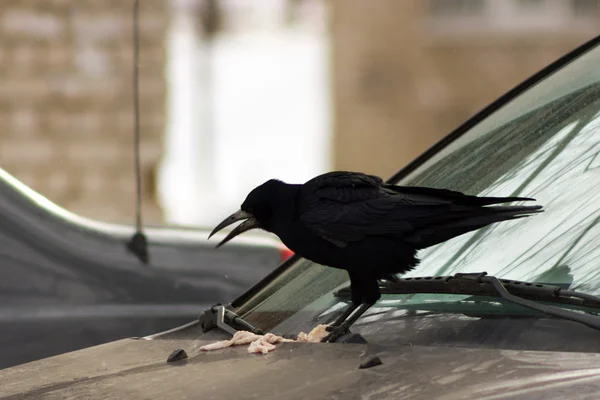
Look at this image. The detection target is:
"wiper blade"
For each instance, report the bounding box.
[335,272,600,332]
[198,304,263,336]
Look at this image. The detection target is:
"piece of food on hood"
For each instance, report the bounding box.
[230,331,263,345]
[262,332,294,344]
[296,324,329,343]
[198,339,233,352]
[198,331,290,352]
[247,333,294,355]
[198,324,330,355]
[198,330,262,351]
[248,338,277,354]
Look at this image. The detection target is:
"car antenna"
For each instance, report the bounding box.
[125,0,150,264]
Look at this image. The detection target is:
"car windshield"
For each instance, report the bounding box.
[236,40,600,334]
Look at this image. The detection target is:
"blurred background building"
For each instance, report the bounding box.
[0,0,167,223]
[0,0,598,227]
[332,0,600,177]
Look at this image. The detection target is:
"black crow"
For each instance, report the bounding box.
[209,171,543,342]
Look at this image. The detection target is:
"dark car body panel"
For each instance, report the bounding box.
[3,320,600,400]
[0,169,283,369]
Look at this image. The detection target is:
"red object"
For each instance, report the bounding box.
[280,246,294,262]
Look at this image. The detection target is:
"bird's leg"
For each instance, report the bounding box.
[326,271,363,331]
[326,303,360,330]
[322,272,380,342]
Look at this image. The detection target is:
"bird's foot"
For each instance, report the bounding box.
[325,303,360,332]
[321,302,375,342]
[325,323,340,332]
[321,325,350,343]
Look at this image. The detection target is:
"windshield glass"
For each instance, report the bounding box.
[237,41,600,333]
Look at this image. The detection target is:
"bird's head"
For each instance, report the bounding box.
[208,179,288,248]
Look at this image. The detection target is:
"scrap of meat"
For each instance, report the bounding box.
[231,331,264,345]
[199,324,330,355]
[198,330,263,351]
[262,332,294,344]
[296,324,329,342]
[248,338,277,354]
[199,331,292,353]
[247,332,295,354]
[198,340,233,352]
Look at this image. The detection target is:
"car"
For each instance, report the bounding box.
[0,167,290,370]
[4,34,600,399]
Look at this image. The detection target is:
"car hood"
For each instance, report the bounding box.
[2,333,600,400]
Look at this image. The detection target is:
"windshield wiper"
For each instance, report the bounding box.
[334,272,600,332]
[198,303,264,336]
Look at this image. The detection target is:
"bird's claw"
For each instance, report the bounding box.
[321,326,349,342]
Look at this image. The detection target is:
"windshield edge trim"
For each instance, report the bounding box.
[388,34,600,184]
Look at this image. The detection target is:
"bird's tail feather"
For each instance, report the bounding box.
[387,185,538,207]
[469,196,539,206]
[407,204,543,249]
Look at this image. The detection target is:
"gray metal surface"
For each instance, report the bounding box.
[0,168,283,369]
[2,332,600,400]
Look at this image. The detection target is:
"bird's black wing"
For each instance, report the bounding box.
[299,172,450,246]
[299,171,541,248]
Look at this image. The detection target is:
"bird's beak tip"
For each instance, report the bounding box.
[208,209,248,240]
[208,209,259,248]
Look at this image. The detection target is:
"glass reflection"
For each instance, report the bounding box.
[405,84,600,295]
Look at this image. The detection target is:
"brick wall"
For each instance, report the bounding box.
[0,0,166,224]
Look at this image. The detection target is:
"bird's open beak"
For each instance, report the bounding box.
[208,209,261,248]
